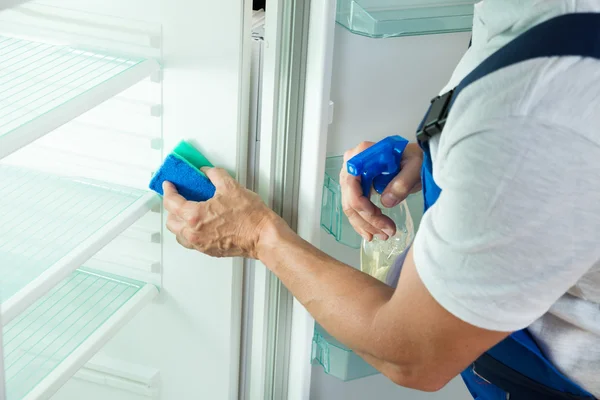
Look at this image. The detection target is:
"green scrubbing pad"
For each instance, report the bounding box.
[173,140,214,171]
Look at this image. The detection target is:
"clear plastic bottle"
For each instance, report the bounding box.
[346,135,415,286]
[360,194,414,285]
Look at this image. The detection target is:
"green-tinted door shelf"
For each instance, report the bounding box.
[321,156,362,249]
[336,0,477,38]
[312,324,379,381]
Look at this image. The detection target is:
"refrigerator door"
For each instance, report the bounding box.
[286,0,478,399]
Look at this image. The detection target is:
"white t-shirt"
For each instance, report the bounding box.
[412,0,600,396]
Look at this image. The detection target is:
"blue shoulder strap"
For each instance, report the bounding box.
[417,13,600,400]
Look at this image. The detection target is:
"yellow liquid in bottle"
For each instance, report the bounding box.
[360,197,414,285]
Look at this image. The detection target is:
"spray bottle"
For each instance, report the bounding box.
[346,136,415,286]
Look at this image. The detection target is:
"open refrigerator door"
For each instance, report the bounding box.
[288,0,476,399]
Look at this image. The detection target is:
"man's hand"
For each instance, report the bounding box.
[341,141,423,241]
[162,167,283,259]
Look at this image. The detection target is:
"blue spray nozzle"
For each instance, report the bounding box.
[346,135,410,198]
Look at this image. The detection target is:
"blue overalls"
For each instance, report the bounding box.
[417,13,600,400]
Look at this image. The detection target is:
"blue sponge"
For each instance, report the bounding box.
[149,153,216,202]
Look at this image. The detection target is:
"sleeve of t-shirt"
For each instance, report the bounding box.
[412,118,600,332]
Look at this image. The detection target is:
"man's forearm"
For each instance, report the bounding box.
[256,221,481,391]
[258,219,398,362]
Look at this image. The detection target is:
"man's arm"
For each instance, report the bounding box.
[163,120,597,391]
[258,220,509,391]
[162,165,508,391]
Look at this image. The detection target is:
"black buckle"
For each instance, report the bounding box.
[416,90,454,143]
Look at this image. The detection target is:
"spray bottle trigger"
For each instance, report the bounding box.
[346,135,409,198]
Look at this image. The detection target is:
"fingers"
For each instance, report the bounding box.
[380,143,423,208]
[340,170,376,214]
[166,211,184,233]
[344,205,396,241]
[166,212,194,249]
[200,166,238,191]
[162,181,204,226]
[340,141,397,240]
[175,234,194,249]
[340,141,377,219]
[344,200,397,239]
[380,157,422,207]
[163,182,187,214]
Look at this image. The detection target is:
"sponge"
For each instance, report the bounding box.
[149,141,216,202]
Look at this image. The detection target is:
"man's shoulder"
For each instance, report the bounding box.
[441,56,600,150]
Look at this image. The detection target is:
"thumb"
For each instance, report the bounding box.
[200,166,237,191]
[380,162,420,207]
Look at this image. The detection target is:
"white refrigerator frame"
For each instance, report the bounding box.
[287,0,337,400]
[246,0,338,398]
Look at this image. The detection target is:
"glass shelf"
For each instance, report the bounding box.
[0,165,159,324]
[336,0,477,38]
[3,268,158,400]
[312,324,379,381]
[0,35,160,160]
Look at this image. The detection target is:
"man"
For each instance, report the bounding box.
[163,0,600,397]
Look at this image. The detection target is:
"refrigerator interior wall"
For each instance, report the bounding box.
[311,25,472,399]
[1,0,251,399]
[325,25,470,153]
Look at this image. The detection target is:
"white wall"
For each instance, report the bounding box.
[311,25,472,400]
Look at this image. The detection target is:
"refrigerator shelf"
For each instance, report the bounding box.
[3,268,158,400]
[336,0,477,38]
[312,324,379,381]
[0,35,160,160]
[0,164,160,325]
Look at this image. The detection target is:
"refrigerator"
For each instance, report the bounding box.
[0,0,477,399]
